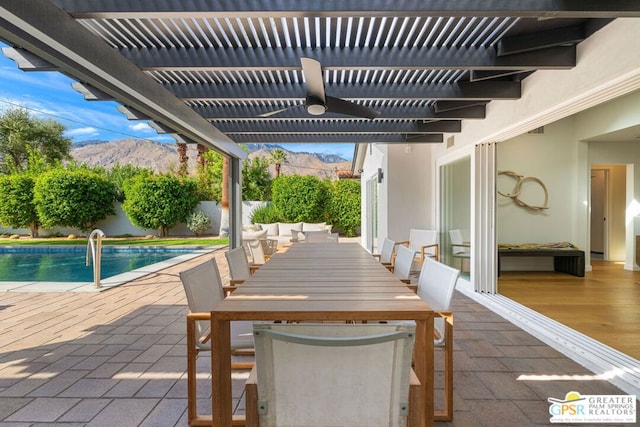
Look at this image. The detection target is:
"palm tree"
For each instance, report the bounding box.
[269,148,288,178]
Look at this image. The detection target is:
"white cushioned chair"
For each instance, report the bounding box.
[373,237,396,271]
[449,229,470,272]
[225,246,259,286]
[179,259,254,424]
[415,257,460,421]
[398,228,439,272]
[393,244,416,284]
[246,322,418,427]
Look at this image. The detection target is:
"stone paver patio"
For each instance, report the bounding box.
[0,247,634,426]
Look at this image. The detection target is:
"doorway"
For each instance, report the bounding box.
[590,165,626,262]
[590,168,607,259]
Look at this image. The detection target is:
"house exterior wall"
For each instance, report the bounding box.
[387,144,432,242]
[431,18,640,158]
[360,144,388,252]
[359,143,432,251]
[359,18,640,280]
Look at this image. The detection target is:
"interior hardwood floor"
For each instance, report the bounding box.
[498,260,640,360]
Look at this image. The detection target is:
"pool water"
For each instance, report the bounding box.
[0,247,197,282]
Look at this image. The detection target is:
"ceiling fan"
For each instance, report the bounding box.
[259,57,380,119]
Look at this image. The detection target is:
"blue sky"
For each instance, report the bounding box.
[0,42,354,160]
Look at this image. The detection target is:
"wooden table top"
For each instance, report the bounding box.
[214,242,433,320]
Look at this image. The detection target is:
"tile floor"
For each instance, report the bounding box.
[0,248,635,426]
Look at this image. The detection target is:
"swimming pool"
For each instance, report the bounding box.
[0,246,214,284]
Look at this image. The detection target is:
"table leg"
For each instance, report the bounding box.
[211,317,232,426]
[414,318,434,427]
[186,315,197,425]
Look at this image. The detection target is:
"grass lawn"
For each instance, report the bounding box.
[0,236,229,246]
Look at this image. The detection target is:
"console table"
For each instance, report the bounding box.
[498,248,585,277]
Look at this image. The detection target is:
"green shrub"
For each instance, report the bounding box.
[271,175,331,222]
[122,174,199,237]
[34,168,118,232]
[0,174,40,237]
[250,203,283,224]
[330,179,361,237]
[187,210,212,235]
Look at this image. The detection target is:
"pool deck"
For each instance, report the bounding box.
[0,246,635,426]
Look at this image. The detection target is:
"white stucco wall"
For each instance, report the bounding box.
[431,18,640,160]
[0,201,265,238]
[362,18,640,279]
[387,144,432,242]
[361,144,388,251]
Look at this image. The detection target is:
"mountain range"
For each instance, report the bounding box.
[71,139,352,179]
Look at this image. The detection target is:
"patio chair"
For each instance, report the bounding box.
[225,246,259,286]
[179,258,254,425]
[246,238,277,265]
[393,244,416,284]
[373,238,396,271]
[415,257,460,421]
[397,228,439,271]
[449,229,470,272]
[305,231,339,243]
[245,322,419,427]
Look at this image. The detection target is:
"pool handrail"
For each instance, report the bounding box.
[86,229,105,288]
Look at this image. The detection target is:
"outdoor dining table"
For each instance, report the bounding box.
[209,242,435,427]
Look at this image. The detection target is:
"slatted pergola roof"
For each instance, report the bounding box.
[1,1,639,158]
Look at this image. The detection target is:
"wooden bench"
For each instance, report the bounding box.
[498,248,585,277]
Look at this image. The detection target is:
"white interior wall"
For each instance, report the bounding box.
[575,90,640,140]
[496,98,640,272]
[496,118,579,245]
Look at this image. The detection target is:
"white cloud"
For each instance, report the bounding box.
[65,127,99,137]
[129,122,153,132]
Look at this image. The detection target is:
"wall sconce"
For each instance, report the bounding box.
[377,168,384,183]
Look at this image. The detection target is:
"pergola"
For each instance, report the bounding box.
[1,1,639,245]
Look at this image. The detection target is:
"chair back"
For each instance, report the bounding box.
[241,240,254,263]
[179,259,224,343]
[247,239,267,264]
[306,231,339,244]
[409,228,438,257]
[380,238,396,264]
[393,245,416,281]
[179,258,254,350]
[225,246,251,282]
[252,322,415,427]
[416,257,460,344]
[449,229,470,256]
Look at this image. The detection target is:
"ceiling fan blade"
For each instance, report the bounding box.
[325,96,380,119]
[300,57,326,104]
